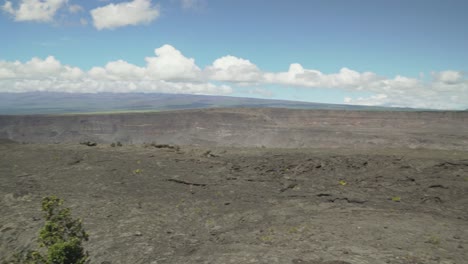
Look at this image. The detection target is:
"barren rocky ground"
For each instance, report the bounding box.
[1,142,467,264]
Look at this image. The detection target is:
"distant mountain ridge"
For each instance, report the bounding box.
[0,92,420,115]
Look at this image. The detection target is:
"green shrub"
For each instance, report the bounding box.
[6,196,89,264]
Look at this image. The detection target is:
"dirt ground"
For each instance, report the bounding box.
[0,142,467,264]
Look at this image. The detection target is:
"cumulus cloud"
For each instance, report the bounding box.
[0,67,16,79]
[263,64,381,89]
[91,0,159,30]
[145,45,201,81]
[2,0,68,22]
[0,45,231,95]
[206,56,262,83]
[0,44,467,109]
[432,70,464,84]
[205,58,467,109]
[89,60,146,81]
[0,56,83,79]
[87,45,201,82]
[0,78,232,94]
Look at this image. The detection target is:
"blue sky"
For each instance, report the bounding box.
[1,0,467,109]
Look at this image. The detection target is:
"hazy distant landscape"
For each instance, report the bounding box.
[0,92,425,115]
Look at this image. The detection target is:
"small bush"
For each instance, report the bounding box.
[426,235,441,245]
[79,141,97,147]
[7,196,89,264]
[111,141,122,147]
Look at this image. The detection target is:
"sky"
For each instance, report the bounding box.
[0,0,467,110]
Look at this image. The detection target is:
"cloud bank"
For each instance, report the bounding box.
[0,45,231,95]
[0,45,467,109]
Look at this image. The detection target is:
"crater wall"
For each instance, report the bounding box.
[1,108,467,150]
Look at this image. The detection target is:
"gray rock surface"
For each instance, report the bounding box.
[1,144,467,263]
[1,108,467,150]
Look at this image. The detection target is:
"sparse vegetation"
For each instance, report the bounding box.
[110,141,123,147]
[6,196,89,264]
[79,141,97,147]
[426,235,441,245]
[144,142,180,151]
[1,142,467,263]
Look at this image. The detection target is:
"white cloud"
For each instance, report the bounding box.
[90,0,159,30]
[0,56,85,81]
[263,64,381,89]
[0,56,62,78]
[24,56,62,75]
[88,45,201,82]
[2,1,14,13]
[0,44,467,109]
[206,56,262,83]
[205,58,467,109]
[2,0,68,22]
[432,70,463,84]
[89,60,146,81]
[0,78,232,94]
[344,94,388,106]
[145,45,201,81]
[0,67,16,79]
[343,75,468,109]
[0,46,231,96]
[60,65,84,80]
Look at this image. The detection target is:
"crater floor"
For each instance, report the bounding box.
[1,143,467,263]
